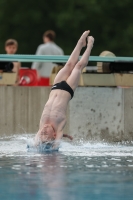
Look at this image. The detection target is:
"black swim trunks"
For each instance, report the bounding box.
[51,81,74,99]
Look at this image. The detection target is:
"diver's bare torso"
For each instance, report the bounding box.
[38,89,71,138]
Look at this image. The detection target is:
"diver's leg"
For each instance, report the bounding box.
[67,36,94,90]
[53,31,90,84]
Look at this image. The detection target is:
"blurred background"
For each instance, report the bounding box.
[0,0,133,57]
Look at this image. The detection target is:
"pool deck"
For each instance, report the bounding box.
[0,86,133,142]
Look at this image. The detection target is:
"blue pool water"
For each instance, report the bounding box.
[0,134,133,200]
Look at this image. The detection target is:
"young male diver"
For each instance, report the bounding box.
[32,31,94,151]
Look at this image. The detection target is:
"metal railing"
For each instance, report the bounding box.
[0,54,133,63]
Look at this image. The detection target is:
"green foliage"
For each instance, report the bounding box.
[0,0,133,58]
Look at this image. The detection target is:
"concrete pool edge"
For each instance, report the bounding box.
[0,86,133,142]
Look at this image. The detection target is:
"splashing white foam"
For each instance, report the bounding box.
[0,134,133,157]
[59,141,133,157]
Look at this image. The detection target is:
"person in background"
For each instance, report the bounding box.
[31,30,64,85]
[5,39,21,85]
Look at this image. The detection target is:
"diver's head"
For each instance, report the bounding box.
[39,124,56,143]
[34,124,59,151]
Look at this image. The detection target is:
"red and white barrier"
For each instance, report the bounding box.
[19,69,50,86]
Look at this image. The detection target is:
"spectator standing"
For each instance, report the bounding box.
[5,39,21,85]
[32,30,64,85]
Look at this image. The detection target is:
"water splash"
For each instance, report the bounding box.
[60,141,133,157]
[0,134,133,157]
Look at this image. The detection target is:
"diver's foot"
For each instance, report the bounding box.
[87,36,94,49]
[78,30,90,47]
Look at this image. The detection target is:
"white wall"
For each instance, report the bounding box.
[0,86,133,142]
[68,87,133,142]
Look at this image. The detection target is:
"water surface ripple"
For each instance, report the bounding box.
[0,134,133,200]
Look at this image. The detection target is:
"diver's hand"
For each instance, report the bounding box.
[63,134,73,140]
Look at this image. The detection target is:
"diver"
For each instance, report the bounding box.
[34,31,94,150]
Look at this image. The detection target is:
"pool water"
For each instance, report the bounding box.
[0,134,133,200]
